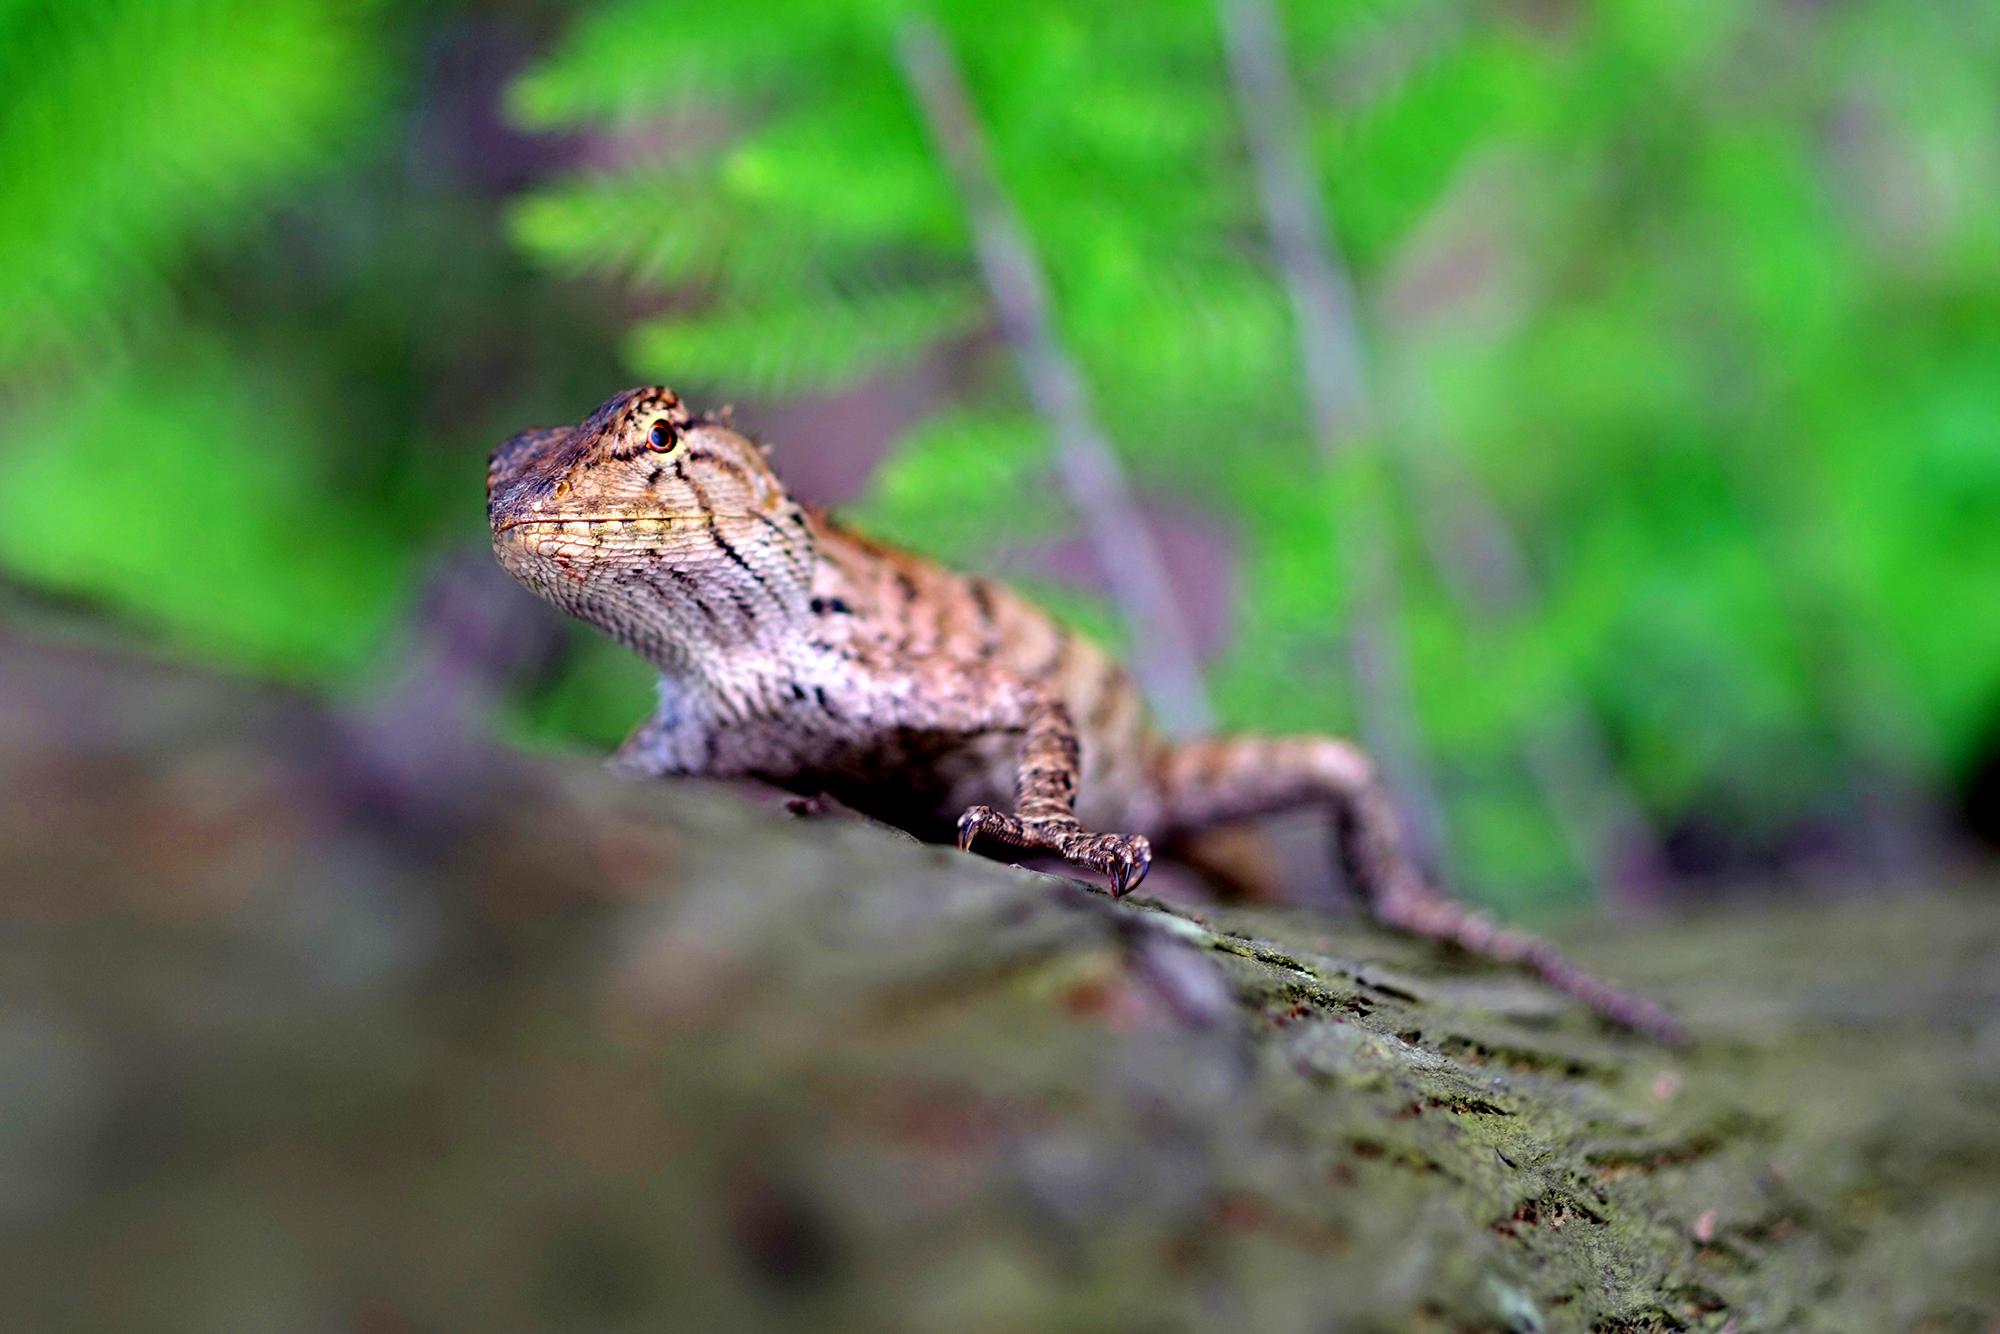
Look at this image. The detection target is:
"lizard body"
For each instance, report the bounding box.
[489,387,1682,1043]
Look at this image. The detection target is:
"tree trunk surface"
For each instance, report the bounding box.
[4,628,1998,1332]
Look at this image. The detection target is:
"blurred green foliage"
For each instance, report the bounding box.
[0,0,621,678]
[5,0,1997,902]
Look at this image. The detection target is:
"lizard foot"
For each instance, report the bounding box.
[956,806,1153,897]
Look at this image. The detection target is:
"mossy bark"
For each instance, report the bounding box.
[4,631,1998,1332]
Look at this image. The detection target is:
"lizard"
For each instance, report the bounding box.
[487,386,1684,1044]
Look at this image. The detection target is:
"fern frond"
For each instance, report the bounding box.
[0,0,386,368]
[0,340,402,673]
[629,282,982,396]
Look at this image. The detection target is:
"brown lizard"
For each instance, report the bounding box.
[488,386,1684,1043]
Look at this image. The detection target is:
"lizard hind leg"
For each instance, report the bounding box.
[956,697,1153,896]
[1153,736,1685,1045]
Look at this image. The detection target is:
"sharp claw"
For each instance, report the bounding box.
[1111,840,1152,898]
[956,808,983,852]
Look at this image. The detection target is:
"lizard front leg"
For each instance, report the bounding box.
[831,651,1152,894]
[954,693,1153,895]
[1154,736,1684,1044]
[608,679,710,777]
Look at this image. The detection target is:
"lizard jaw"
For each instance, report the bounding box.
[493,511,721,534]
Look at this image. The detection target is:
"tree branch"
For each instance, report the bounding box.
[1218,0,1671,906]
[1216,0,1450,871]
[895,15,1212,737]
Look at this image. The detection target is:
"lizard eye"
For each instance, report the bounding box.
[646,420,680,453]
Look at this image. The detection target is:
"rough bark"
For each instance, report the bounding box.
[3,628,1997,1333]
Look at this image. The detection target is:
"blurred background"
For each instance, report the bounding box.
[6,0,2000,920]
[11,4,2000,1329]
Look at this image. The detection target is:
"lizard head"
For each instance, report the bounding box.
[487,386,811,664]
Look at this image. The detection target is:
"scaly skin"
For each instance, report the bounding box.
[489,387,1684,1043]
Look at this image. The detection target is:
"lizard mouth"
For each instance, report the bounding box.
[494,511,718,534]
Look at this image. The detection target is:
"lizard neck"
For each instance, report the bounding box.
[617,501,818,689]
